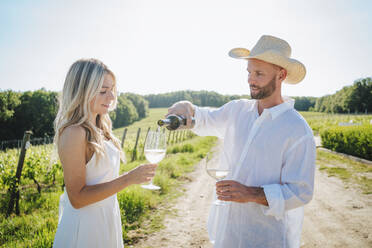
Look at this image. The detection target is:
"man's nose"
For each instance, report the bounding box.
[248,74,255,85]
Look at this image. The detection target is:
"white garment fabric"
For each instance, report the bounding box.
[53,139,124,248]
[192,97,316,248]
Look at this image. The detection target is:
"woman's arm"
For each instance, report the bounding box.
[59,126,156,209]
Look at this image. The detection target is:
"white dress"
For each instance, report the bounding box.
[53,140,124,248]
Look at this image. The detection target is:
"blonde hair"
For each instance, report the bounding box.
[54,58,125,163]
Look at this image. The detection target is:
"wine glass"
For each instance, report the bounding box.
[141,130,167,190]
[205,151,230,206]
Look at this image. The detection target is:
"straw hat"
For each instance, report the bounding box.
[228,35,306,84]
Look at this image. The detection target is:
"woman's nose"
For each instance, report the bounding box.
[108,91,114,100]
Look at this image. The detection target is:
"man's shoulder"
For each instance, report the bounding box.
[229,98,253,104]
[226,98,255,109]
[223,99,256,116]
[283,109,313,137]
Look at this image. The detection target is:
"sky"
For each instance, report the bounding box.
[0,0,371,97]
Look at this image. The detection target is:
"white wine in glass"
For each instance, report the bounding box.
[141,130,166,190]
[205,152,230,206]
[206,169,229,181]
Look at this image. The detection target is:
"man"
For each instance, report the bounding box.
[167,35,316,247]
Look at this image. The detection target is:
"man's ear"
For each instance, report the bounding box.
[279,68,287,81]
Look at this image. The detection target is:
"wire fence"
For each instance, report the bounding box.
[2,127,195,216]
[0,136,54,150]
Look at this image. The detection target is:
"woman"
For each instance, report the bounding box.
[53,58,156,247]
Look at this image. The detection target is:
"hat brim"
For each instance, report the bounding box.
[228,48,251,59]
[228,48,306,84]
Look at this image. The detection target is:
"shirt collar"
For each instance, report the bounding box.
[248,100,258,112]
[267,96,294,120]
[249,96,295,120]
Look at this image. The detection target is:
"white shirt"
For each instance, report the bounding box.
[192,97,316,248]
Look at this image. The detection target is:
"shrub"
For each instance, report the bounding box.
[167,144,195,154]
[118,188,149,224]
[159,161,181,179]
[180,144,194,153]
[168,146,180,154]
[321,124,372,160]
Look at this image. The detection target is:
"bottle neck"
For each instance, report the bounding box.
[162,119,172,124]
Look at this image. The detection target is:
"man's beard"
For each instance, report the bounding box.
[250,76,276,99]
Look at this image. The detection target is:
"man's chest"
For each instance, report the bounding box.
[224,115,293,170]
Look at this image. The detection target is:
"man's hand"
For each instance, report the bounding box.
[167,101,195,129]
[216,180,268,206]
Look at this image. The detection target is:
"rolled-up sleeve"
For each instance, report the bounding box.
[261,134,316,220]
[192,100,238,139]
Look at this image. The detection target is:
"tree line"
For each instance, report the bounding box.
[144,77,371,114]
[144,90,250,108]
[144,90,319,111]
[1,76,370,141]
[0,89,149,141]
[313,77,372,113]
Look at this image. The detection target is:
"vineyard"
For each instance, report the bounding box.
[0,109,371,247]
[300,112,372,134]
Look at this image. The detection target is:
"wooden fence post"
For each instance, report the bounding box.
[121,128,128,148]
[145,127,151,142]
[131,128,141,162]
[141,127,151,158]
[7,130,32,217]
[170,131,174,144]
[167,130,171,145]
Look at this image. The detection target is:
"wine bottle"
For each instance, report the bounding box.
[157,115,195,130]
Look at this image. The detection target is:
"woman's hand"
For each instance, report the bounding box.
[126,164,158,185]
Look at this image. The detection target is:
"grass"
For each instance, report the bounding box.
[0,108,217,247]
[316,149,372,194]
[0,190,61,247]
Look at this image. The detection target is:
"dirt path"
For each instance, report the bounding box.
[135,147,217,248]
[301,167,372,247]
[136,143,372,248]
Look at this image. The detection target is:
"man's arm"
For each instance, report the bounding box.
[167,100,240,138]
[259,135,316,220]
[216,134,316,220]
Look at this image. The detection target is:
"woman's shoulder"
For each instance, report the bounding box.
[61,125,86,140]
[59,125,87,150]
